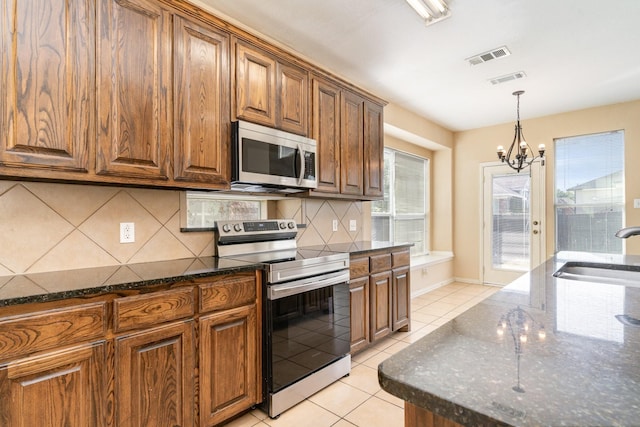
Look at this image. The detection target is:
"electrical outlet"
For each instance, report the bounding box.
[120,222,135,243]
[332,219,338,232]
[349,219,357,231]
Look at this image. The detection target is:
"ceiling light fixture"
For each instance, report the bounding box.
[405,0,451,26]
[496,91,545,173]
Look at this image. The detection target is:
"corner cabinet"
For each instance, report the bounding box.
[311,74,385,199]
[234,38,309,135]
[349,247,411,354]
[0,270,262,427]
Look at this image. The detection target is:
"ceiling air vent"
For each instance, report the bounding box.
[466,46,511,66]
[489,71,527,85]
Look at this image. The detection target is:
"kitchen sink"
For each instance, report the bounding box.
[553,262,640,286]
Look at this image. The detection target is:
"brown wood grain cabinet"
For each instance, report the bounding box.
[349,248,411,353]
[312,77,342,193]
[0,270,262,427]
[173,15,231,186]
[310,75,385,199]
[234,38,309,135]
[0,0,93,174]
[96,0,172,181]
[115,320,195,427]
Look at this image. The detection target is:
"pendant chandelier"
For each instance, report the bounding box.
[496,90,545,173]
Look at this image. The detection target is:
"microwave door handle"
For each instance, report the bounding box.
[296,143,305,186]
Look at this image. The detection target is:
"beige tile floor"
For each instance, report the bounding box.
[224,282,499,427]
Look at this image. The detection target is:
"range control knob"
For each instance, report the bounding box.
[221,224,231,233]
[287,222,296,229]
[279,222,287,229]
[233,223,242,232]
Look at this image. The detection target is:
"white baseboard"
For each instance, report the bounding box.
[411,278,455,299]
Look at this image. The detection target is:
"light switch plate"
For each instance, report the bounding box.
[332,219,338,232]
[349,219,357,231]
[635,199,640,209]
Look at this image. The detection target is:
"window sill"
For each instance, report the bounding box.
[411,251,454,267]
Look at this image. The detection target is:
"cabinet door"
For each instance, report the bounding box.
[278,62,308,135]
[370,270,392,342]
[392,266,411,332]
[96,0,171,181]
[0,342,106,427]
[349,276,370,353]
[0,0,92,173]
[312,77,341,193]
[340,90,364,196]
[200,304,260,426]
[174,16,230,186]
[234,40,277,127]
[115,321,195,427]
[364,100,384,198]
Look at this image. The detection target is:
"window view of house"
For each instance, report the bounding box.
[554,130,625,254]
[372,148,429,255]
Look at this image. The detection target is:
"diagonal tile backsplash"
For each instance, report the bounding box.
[0,180,369,274]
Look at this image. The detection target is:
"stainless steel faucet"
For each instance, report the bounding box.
[615,226,640,238]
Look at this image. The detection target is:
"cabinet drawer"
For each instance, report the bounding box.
[349,257,370,279]
[114,287,195,333]
[370,253,391,273]
[199,275,257,313]
[0,302,106,361]
[392,250,410,268]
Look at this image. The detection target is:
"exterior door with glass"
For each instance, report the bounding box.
[482,162,545,285]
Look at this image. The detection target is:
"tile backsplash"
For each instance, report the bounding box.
[0,181,369,275]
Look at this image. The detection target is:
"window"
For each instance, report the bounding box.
[183,192,265,229]
[554,130,624,254]
[372,149,429,255]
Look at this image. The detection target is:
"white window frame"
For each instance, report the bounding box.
[371,148,429,256]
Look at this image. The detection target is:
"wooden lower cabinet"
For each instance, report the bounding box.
[370,270,392,341]
[349,276,370,353]
[0,342,107,427]
[115,320,195,427]
[392,265,411,332]
[0,270,262,427]
[350,248,411,353]
[200,304,259,426]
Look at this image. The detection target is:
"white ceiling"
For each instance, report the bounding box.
[198,0,640,132]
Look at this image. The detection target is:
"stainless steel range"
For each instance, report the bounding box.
[215,219,351,418]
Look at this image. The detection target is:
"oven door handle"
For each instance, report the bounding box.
[268,270,349,300]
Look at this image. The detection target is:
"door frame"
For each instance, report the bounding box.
[480,160,546,285]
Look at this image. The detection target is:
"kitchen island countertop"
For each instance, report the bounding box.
[378,252,640,426]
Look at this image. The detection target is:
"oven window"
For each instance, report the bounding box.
[268,283,350,392]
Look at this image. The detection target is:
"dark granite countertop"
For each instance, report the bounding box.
[379,252,640,426]
[0,256,260,307]
[300,240,413,256]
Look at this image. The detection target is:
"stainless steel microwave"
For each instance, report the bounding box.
[231,120,317,192]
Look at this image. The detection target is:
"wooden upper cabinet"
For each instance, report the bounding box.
[340,90,365,196]
[234,39,308,135]
[234,40,277,127]
[364,100,384,197]
[174,15,230,187]
[96,0,171,181]
[0,0,92,173]
[312,77,341,193]
[278,62,308,135]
